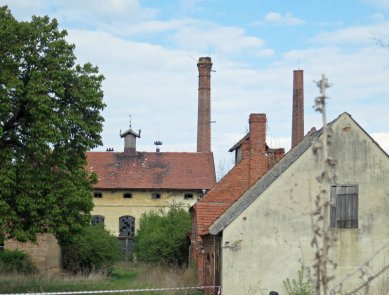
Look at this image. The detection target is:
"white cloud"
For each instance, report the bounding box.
[264,12,305,26]
[56,0,157,21]
[172,23,271,55]
[4,1,389,174]
[1,0,157,27]
[372,13,385,22]
[365,0,389,8]
[180,0,204,12]
[311,22,389,45]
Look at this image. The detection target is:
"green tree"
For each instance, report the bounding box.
[135,204,191,266]
[0,6,105,244]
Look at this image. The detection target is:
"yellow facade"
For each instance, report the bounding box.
[92,190,199,236]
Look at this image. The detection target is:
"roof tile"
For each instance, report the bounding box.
[87,152,216,190]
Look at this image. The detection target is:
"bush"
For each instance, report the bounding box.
[62,225,121,274]
[283,266,314,295]
[0,249,37,274]
[135,204,191,266]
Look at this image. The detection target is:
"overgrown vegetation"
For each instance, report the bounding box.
[284,266,314,295]
[0,263,202,294]
[0,249,37,274]
[135,204,191,266]
[61,225,121,274]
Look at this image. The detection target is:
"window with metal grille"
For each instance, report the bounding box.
[119,216,135,237]
[330,185,358,228]
[92,215,105,225]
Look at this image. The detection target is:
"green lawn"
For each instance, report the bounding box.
[0,263,203,295]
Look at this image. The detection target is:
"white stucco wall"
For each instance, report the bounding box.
[220,114,389,295]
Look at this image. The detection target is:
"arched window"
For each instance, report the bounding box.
[92,215,105,225]
[119,215,135,237]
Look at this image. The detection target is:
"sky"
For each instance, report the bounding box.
[2,0,389,178]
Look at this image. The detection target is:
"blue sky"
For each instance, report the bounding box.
[2,0,389,177]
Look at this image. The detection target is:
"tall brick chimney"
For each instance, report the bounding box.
[291,70,304,148]
[249,113,267,186]
[197,57,212,153]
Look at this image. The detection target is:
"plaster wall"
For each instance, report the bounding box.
[92,190,198,236]
[221,115,389,295]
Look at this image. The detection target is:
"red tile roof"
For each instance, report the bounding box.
[193,157,252,235]
[86,152,216,190]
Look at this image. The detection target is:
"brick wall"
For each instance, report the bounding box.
[5,234,61,275]
[249,113,267,186]
[292,69,304,148]
[197,57,213,153]
[192,113,280,287]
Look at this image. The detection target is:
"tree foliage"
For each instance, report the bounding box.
[0,6,105,244]
[135,204,191,266]
[62,225,121,274]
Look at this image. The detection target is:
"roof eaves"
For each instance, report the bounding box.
[228,133,249,152]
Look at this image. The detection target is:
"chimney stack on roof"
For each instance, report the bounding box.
[197,57,213,153]
[154,140,162,153]
[120,128,140,155]
[291,69,304,148]
[248,113,267,186]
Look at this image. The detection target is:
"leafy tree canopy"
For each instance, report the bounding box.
[135,204,191,266]
[0,6,105,244]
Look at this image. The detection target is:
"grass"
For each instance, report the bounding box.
[0,263,203,295]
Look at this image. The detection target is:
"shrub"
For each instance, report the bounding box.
[283,266,314,295]
[135,204,191,266]
[62,224,121,274]
[0,249,37,274]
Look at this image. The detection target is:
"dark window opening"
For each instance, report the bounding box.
[123,193,132,199]
[92,215,105,225]
[0,242,4,251]
[152,192,161,199]
[184,193,194,200]
[119,216,135,237]
[330,185,358,229]
[94,192,103,198]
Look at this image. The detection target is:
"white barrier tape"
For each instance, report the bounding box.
[0,285,220,295]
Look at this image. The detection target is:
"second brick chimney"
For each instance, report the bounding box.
[248,113,267,186]
[197,57,213,153]
[291,69,304,148]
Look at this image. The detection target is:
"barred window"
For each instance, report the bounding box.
[330,185,358,228]
[119,216,135,237]
[92,215,105,226]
